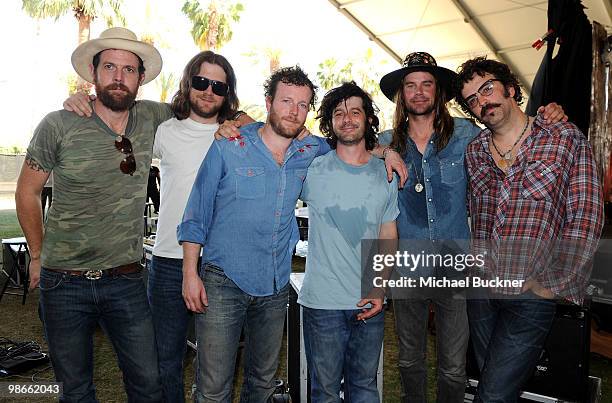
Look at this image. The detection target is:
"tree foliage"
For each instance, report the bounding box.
[182,0,243,51]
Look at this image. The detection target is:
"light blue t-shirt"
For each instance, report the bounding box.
[297,151,399,310]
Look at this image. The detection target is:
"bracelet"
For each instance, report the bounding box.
[231,110,246,120]
[382,146,396,158]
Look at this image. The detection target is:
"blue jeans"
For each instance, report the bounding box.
[393,295,468,403]
[467,295,556,403]
[194,264,288,403]
[39,267,161,403]
[148,256,193,403]
[302,307,385,403]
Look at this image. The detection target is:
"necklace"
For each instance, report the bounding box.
[412,160,424,193]
[490,117,530,172]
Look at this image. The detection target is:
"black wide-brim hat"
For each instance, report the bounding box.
[379,52,457,102]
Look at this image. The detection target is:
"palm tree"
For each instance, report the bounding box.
[244,47,283,75]
[182,0,244,51]
[22,0,126,92]
[22,0,125,45]
[156,72,177,103]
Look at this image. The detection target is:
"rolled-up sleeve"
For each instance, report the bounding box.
[177,141,224,246]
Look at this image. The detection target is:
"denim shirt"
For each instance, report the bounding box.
[379,117,480,241]
[177,122,329,296]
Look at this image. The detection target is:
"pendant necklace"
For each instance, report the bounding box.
[490,117,530,172]
[413,161,424,193]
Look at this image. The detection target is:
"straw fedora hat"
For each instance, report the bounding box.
[379,52,457,102]
[71,27,162,85]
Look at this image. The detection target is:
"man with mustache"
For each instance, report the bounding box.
[15,28,172,401]
[376,52,566,403]
[298,81,399,402]
[178,66,331,402]
[456,57,603,402]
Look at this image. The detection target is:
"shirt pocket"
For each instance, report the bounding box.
[290,168,307,198]
[521,160,562,201]
[469,164,493,196]
[235,167,266,199]
[440,155,465,185]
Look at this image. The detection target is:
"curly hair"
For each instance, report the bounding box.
[263,65,318,110]
[316,81,379,151]
[170,51,239,122]
[455,56,523,117]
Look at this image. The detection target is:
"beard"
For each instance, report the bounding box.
[335,124,365,146]
[95,82,137,112]
[190,93,223,119]
[269,109,303,139]
[406,98,435,116]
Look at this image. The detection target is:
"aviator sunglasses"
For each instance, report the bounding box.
[191,75,229,96]
[115,136,136,175]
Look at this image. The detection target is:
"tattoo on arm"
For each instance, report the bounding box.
[25,157,49,173]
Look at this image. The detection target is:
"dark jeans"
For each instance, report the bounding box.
[467,295,556,403]
[303,307,385,403]
[393,295,468,403]
[194,264,288,403]
[148,256,192,403]
[39,268,161,403]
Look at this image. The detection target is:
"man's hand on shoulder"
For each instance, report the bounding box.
[537,102,568,125]
[63,92,95,117]
[214,119,242,140]
[383,148,408,188]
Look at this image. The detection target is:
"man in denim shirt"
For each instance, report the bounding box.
[377,52,565,403]
[178,66,329,402]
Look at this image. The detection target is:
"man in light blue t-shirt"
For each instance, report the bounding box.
[298,81,399,402]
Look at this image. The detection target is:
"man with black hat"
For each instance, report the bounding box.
[377,52,565,402]
[15,27,173,401]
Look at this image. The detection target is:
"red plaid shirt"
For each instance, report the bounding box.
[466,115,603,304]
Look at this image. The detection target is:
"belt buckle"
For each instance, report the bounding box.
[84,270,103,280]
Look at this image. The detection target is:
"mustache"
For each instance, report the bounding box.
[481,103,501,116]
[104,83,130,92]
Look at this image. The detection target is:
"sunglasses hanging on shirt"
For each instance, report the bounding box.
[191,76,229,96]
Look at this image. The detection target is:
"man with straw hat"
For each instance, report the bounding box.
[16,27,173,402]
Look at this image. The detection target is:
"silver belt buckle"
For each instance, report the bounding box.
[84,270,103,280]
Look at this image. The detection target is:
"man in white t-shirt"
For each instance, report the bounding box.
[149,51,254,402]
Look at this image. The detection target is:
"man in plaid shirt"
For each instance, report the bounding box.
[455,57,603,402]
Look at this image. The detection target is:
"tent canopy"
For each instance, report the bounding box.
[328,0,612,92]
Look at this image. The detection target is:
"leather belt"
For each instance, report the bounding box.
[45,262,142,280]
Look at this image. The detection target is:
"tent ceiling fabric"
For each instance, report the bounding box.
[328,0,612,92]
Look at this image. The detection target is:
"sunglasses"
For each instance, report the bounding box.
[191,76,229,96]
[115,136,136,176]
[463,79,502,109]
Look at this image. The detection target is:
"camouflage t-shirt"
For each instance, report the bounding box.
[26,100,173,270]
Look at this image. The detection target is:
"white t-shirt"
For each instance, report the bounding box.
[152,117,218,258]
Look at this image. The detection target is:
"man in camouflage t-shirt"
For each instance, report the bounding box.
[15,28,172,402]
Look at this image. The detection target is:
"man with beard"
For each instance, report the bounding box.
[297,81,398,402]
[178,66,331,402]
[15,28,171,401]
[376,52,566,403]
[456,57,603,402]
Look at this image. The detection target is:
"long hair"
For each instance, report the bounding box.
[316,81,379,150]
[170,51,239,122]
[390,78,454,156]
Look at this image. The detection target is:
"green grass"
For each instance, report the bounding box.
[0,209,22,239]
